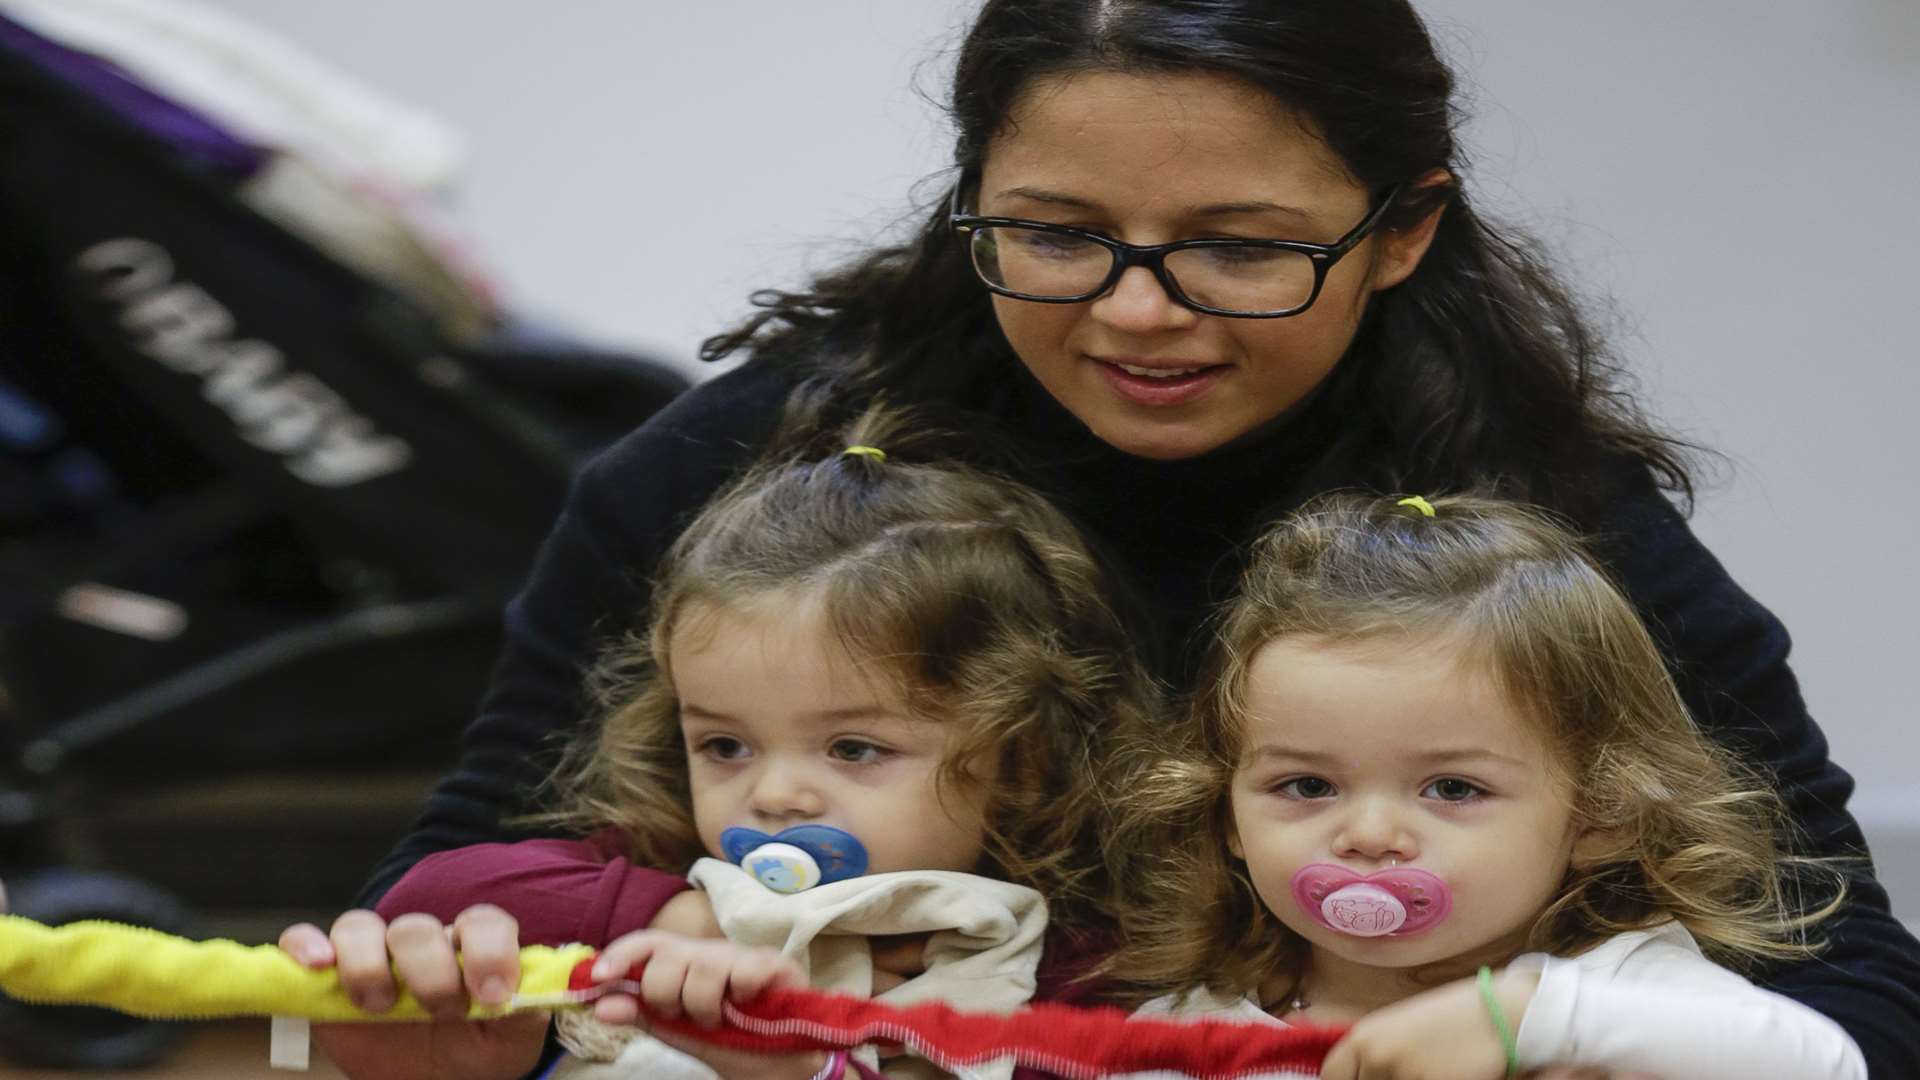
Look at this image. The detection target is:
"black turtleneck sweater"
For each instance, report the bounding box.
[365,359,1920,1074]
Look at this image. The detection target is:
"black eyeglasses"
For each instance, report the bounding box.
[949,180,1402,319]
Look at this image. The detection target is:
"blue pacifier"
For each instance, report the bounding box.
[719,824,869,894]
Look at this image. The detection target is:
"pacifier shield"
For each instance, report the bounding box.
[720,824,869,893]
[1289,864,1451,938]
[739,842,820,894]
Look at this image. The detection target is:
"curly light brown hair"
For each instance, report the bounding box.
[530,405,1160,929]
[1106,492,1845,1003]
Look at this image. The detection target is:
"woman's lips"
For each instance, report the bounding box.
[1092,357,1228,407]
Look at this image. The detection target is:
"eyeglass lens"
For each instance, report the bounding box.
[967,226,1319,315]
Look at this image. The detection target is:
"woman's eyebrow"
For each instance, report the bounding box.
[1189,199,1316,224]
[991,185,1098,209]
[989,186,1317,225]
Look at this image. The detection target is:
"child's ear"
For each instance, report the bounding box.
[1226,821,1245,861]
[1569,826,1619,870]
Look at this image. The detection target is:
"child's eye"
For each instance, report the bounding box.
[1422,777,1484,802]
[694,736,750,761]
[828,739,893,765]
[1274,776,1336,799]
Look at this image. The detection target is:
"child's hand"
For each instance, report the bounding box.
[1318,967,1539,1080]
[586,929,804,1028]
[277,905,540,1080]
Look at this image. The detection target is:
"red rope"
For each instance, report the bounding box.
[570,957,1345,1079]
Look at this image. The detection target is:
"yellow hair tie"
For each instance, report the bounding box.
[1396,496,1437,518]
[842,445,887,462]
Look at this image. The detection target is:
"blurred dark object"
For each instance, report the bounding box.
[0,17,686,1070]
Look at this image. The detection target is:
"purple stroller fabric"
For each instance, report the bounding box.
[0,12,262,176]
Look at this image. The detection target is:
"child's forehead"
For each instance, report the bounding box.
[1237,633,1558,767]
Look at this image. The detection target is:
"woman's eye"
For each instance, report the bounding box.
[1275,776,1336,799]
[694,736,749,761]
[1198,244,1287,267]
[828,739,892,764]
[1422,777,1484,802]
[1002,227,1106,259]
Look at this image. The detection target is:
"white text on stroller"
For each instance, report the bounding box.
[75,238,412,487]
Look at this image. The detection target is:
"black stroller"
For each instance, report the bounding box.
[0,20,686,1069]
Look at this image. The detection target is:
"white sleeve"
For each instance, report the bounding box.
[1513,925,1865,1080]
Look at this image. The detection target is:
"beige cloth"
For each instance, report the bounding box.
[552,859,1048,1080]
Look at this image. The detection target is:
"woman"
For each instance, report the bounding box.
[284,2,1920,1077]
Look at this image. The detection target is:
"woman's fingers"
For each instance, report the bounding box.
[450,904,522,1008]
[277,921,335,968]
[327,909,401,1013]
[385,912,467,1021]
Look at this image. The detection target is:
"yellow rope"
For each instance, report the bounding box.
[0,913,594,1022]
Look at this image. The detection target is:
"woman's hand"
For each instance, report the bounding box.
[276,905,542,1080]
[1318,968,1539,1080]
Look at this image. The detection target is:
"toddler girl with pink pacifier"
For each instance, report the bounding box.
[1104,493,1864,1080]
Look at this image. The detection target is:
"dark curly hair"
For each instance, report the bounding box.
[702,0,1696,526]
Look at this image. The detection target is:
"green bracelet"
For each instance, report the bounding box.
[1477,965,1520,1078]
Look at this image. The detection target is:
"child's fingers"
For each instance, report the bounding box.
[327,909,402,1013]
[637,941,695,1019]
[726,949,806,1003]
[386,912,468,1021]
[679,953,732,1027]
[450,904,523,1008]
[276,921,335,969]
[592,992,644,1027]
[591,930,666,982]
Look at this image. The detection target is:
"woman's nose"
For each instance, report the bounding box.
[1088,265,1199,334]
[1332,799,1419,863]
[747,760,828,821]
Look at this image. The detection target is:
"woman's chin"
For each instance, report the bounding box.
[1086,417,1237,462]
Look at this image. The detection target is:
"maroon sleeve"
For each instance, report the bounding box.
[374,836,692,948]
[1011,927,1117,1080]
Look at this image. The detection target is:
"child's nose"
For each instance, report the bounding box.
[1332,799,1419,863]
[747,760,828,821]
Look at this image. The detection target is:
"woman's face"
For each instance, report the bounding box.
[977,71,1437,461]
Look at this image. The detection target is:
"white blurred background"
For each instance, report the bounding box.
[186,0,1919,917]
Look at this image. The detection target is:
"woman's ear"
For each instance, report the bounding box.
[1367,168,1452,293]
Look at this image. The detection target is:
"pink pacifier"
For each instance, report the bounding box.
[1289,863,1452,938]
